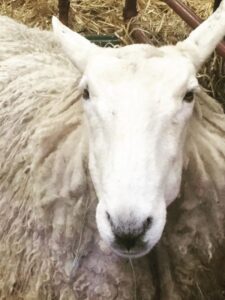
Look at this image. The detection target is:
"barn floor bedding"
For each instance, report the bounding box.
[0,1,225,300]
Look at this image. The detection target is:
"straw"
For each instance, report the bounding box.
[0,0,224,107]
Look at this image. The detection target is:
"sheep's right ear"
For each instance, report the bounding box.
[177,0,225,70]
[52,16,100,72]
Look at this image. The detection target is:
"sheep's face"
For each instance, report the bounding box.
[82,50,197,257]
[53,17,206,258]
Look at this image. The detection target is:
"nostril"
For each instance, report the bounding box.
[106,211,114,227]
[143,216,152,231]
[106,211,111,221]
[115,234,137,251]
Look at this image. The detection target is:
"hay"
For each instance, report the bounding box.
[0,0,213,34]
[0,11,225,300]
[1,0,224,107]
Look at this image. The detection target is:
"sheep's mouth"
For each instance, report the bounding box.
[110,244,150,258]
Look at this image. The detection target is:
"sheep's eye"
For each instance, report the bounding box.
[183,91,194,103]
[83,88,90,100]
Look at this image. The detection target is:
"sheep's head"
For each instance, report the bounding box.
[52,1,225,257]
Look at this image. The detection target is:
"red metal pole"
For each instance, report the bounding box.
[163,0,225,58]
[213,0,222,11]
[58,0,70,26]
[163,0,202,29]
[123,0,138,21]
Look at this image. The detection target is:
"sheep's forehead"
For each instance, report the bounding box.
[86,52,196,96]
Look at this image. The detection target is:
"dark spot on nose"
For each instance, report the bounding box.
[115,233,139,251]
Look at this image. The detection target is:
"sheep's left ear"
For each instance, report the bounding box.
[52,16,100,72]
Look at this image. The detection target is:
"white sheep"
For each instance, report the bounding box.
[0,1,225,298]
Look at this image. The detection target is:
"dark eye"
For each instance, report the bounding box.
[83,88,90,100]
[183,91,194,103]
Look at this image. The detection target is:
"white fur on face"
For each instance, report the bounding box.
[52,3,225,256]
[81,46,198,257]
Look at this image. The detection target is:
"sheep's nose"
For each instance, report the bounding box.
[114,233,140,250]
[106,212,152,251]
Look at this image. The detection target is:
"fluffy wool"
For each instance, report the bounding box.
[0,16,225,300]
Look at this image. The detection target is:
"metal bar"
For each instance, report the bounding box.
[163,0,225,58]
[213,0,222,11]
[128,26,152,44]
[85,34,121,47]
[125,0,225,59]
[123,0,138,21]
[123,0,152,43]
[58,0,70,26]
[163,0,202,29]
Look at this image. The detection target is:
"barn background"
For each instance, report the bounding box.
[0,0,225,108]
